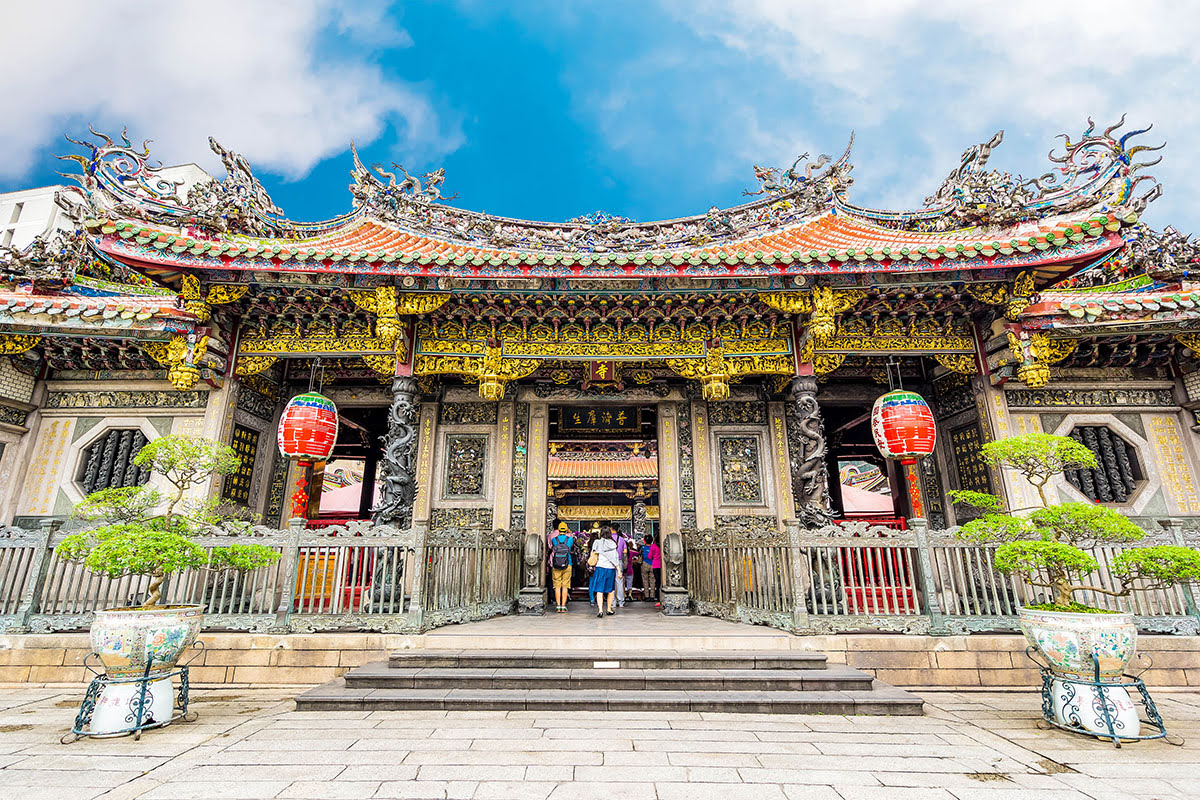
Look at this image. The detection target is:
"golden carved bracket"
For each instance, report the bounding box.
[413,346,540,401]
[666,346,792,401]
[1007,271,1037,320]
[1176,333,1200,353]
[145,333,209,390]
[759,287,868,346]
[235,355,279,377]
[180,275,250,322]
[933,353,977,375]
[0,334,41,355]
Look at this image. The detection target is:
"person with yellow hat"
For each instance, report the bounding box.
[548,521,574,612]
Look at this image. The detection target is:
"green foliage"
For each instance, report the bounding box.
[134,435,241,491]
[980,433,1098,479]
[56,523,207,579]
[62,435,266,608]
[1025,601,1120,614]
[994,540,1100,577]
[72,486,162,525]
[1028,502,1146,547]
[207,544,281,572]
[957,513,1035,544]
[1112,546,1200,587]
[945,490,1003,512]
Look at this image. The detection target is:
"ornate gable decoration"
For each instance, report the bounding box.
[915,117,1163,230]
[56,126,287,237]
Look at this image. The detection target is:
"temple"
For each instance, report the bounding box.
[1,117,1197,603]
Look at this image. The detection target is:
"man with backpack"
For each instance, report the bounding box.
[549,522,575,612]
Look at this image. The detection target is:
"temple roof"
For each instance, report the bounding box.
[50,119,1164,285]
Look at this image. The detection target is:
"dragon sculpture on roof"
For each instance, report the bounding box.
[919,116,1164,230]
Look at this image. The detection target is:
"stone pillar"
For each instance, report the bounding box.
[691,399,716,530]
[632,496,648,541]
[410,402,438,528]
[526,403,549,536]
[785,376,833,527]
[492,401,515,531]
[656,402,682,535]
[373,376,419,528]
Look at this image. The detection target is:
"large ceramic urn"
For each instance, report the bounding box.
[1018,606,1138,680]
[87,605,203,735]
[91,605,205,678]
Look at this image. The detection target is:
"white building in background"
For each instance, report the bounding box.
[0,164,214,250]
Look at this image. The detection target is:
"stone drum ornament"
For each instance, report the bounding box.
[278,392,339,519]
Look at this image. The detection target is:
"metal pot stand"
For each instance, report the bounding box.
[1030,647,1185,748]
[62,642,204,743]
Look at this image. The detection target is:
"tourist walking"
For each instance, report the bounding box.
[548,522,574,612]
[642,533,661,605]
[588,524,619,617]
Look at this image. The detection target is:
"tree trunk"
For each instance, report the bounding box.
[143,574,164,608]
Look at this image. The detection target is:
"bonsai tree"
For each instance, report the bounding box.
[949,433,1200,612]
[56,435,279,608]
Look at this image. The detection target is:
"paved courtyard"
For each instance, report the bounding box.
[0,685,1198,799]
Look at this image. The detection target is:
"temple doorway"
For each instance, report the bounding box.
[822,404,905,524]
[305,404,387,524]
[547,403,661,602]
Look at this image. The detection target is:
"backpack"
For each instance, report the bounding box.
[551,535,572,569]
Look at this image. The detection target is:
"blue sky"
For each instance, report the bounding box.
[3,1,1199,229]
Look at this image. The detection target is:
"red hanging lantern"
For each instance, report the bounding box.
[277,392,339,519]
[870,389,936,463]
[871,389,936,520]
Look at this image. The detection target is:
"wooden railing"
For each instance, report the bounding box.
[0,520,522,634]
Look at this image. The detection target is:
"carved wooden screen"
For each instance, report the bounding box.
[77,428,150,494]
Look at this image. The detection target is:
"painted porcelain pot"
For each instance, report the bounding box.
[90,605,204,679]
[1018,607,1137,680]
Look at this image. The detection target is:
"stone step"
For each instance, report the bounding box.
[346,661,870,691]
[295,680,924,715]
[386,649,829,671]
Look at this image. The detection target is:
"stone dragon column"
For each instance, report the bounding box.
[372,376,420,528]
[785,376,834,527]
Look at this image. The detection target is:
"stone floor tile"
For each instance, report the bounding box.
[172,765,343,782]
[334,765,421,781]
[278,781,381,799]
[135,781,292,799]
[415,765,527,782]
[575,765,688,782]
[472,781,558,800]
[546,782,657,800]
[780,787,843,800]
[655,782,788,800]
[374,780,477,799]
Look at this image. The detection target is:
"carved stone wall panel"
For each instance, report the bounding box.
[442,433,488,499]
[717,435,765,505]
[46,390,209,410]
[1005,387,1176,409]
[677,398,695,517]
[439,402,498,426]
[510,402,529,531]
[708,401,767,426]
[430,507,493,532]
[235,383,276,421]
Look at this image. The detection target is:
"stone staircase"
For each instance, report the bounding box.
[295,650,925,715]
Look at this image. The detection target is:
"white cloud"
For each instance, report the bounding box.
[0,0,461,182]
[592,0,1200,227]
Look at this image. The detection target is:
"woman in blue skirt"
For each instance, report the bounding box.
[588,524,619,617]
